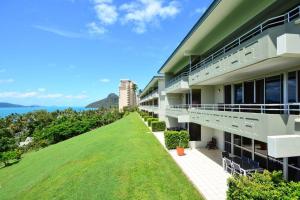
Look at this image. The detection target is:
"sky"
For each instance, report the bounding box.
[0,0,212,107]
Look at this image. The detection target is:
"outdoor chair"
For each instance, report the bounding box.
[206,137,217,149]
[232,162,244,175]
[224,158,233,174]
[241,156,250,164]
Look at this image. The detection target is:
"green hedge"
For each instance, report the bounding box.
[227,170,300,199]
[143,116,151,121]
[164,130,189,150]
[147,118,158,126]
[151,121,166,132]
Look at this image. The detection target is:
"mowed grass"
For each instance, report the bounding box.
[0,112,202,200]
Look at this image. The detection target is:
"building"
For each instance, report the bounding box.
[140,1,300,181]
[118,79,137,111]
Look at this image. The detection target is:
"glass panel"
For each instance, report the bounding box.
[268,157,283,172]
[265,75,282,104]
[234,146,241,157]
[244,81,254,104]
[233,135,241,146]
[288,156,300,168]
[288,71,296,103]
[242,149,252,160]
[254,154,267,169]
[288,167,300,182]
[254,140,267,156]
[242,137,252,151]
[224,132,231,142]
[255,79,264,104]
[224,85,231,104]
[225,142,232,153]
[234,84,243,104]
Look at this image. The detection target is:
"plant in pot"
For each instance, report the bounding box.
[176,137,185,156]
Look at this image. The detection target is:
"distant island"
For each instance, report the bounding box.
[86,93,119,109]
[0,102,40,108]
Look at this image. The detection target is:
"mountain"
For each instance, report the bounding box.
[0,102,25,108]
[0,102,40,108]
[86,93,119,109]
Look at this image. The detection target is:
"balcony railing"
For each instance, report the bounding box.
[169,103,300,115]
[166,6,300,85]
[140,89,158,102]
[166,71,189,87]
[190,6,300,74]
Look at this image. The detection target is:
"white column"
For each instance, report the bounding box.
[283,157,288,180]
[283,72,288,114]
[252,139,255,160]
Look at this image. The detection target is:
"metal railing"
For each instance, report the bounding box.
[190,6,300,74]
[167,103,300,114]
[140,89,158,102]
[166,71,189,87]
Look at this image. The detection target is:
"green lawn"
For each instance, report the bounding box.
[0,112,202,200]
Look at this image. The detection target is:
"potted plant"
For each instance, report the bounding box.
[176,138,185,156]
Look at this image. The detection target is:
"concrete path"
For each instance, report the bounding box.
[152,131,230,200]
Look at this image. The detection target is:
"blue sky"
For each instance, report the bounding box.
[0,0,212,106]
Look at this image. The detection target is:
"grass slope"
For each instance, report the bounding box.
[0,113,202,200]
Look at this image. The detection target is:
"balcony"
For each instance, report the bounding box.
[188,104,300,143]
[139,105,159,114]
[165,72,189,94]
[189,6,300,85]
[139,90,159,103]
[165,105,189,122]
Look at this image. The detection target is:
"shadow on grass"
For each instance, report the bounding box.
[0,160,21,169]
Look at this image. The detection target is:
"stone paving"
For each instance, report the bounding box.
[152,131,230,200]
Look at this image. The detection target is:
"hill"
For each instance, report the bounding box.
[0,102,25,108]
[0,113,202,200]
[86,93,118,109]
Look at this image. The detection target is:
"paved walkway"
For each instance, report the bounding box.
[152,131,230,200]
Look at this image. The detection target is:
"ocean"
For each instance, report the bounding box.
[0,106,91,118]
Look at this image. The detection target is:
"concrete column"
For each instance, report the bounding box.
[283,157,288,180]
[283,72,288,114]
[252,139,255,160]
[231,133,234,154]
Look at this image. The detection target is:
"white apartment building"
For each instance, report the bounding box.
[119,79,137,111]
[140,0,300,181]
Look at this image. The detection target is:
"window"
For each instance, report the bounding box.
[265,75,282,104]
[224,132,232,153]
[288,71,297,103]
[242,137,252,151]
[255,79,264,104]
[233,135,241,146]
[244,81,254,104]
[254,140,267,156]
[224,85,232,104]
[234,84,243,104]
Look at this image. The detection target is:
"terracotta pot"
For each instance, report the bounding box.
[176,147,185,156]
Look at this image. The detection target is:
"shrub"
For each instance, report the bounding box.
[164,130,189,150]
[147,118,158,126]
[227,170,300,199]
[143,116,151,121]
[151,121,166,132]
[0,150,22,166]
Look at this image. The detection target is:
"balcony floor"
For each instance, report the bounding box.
[151,130,230,200]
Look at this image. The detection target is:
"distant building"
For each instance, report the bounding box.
[119,80,137,111]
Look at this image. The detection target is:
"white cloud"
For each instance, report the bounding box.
[94,0,118,25]
[120,0,180,33]
[0,90,88,99]
[33,25,83,38]
[100,78,110,83]
[0,79,14,84]
[86,22,107,35]
[194,7,207,15]
[0,91,38,98]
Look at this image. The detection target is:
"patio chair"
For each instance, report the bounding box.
[232,162,244,176]
[224,158,233,174]
[206,137,217,149]
[241,156,250,164]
